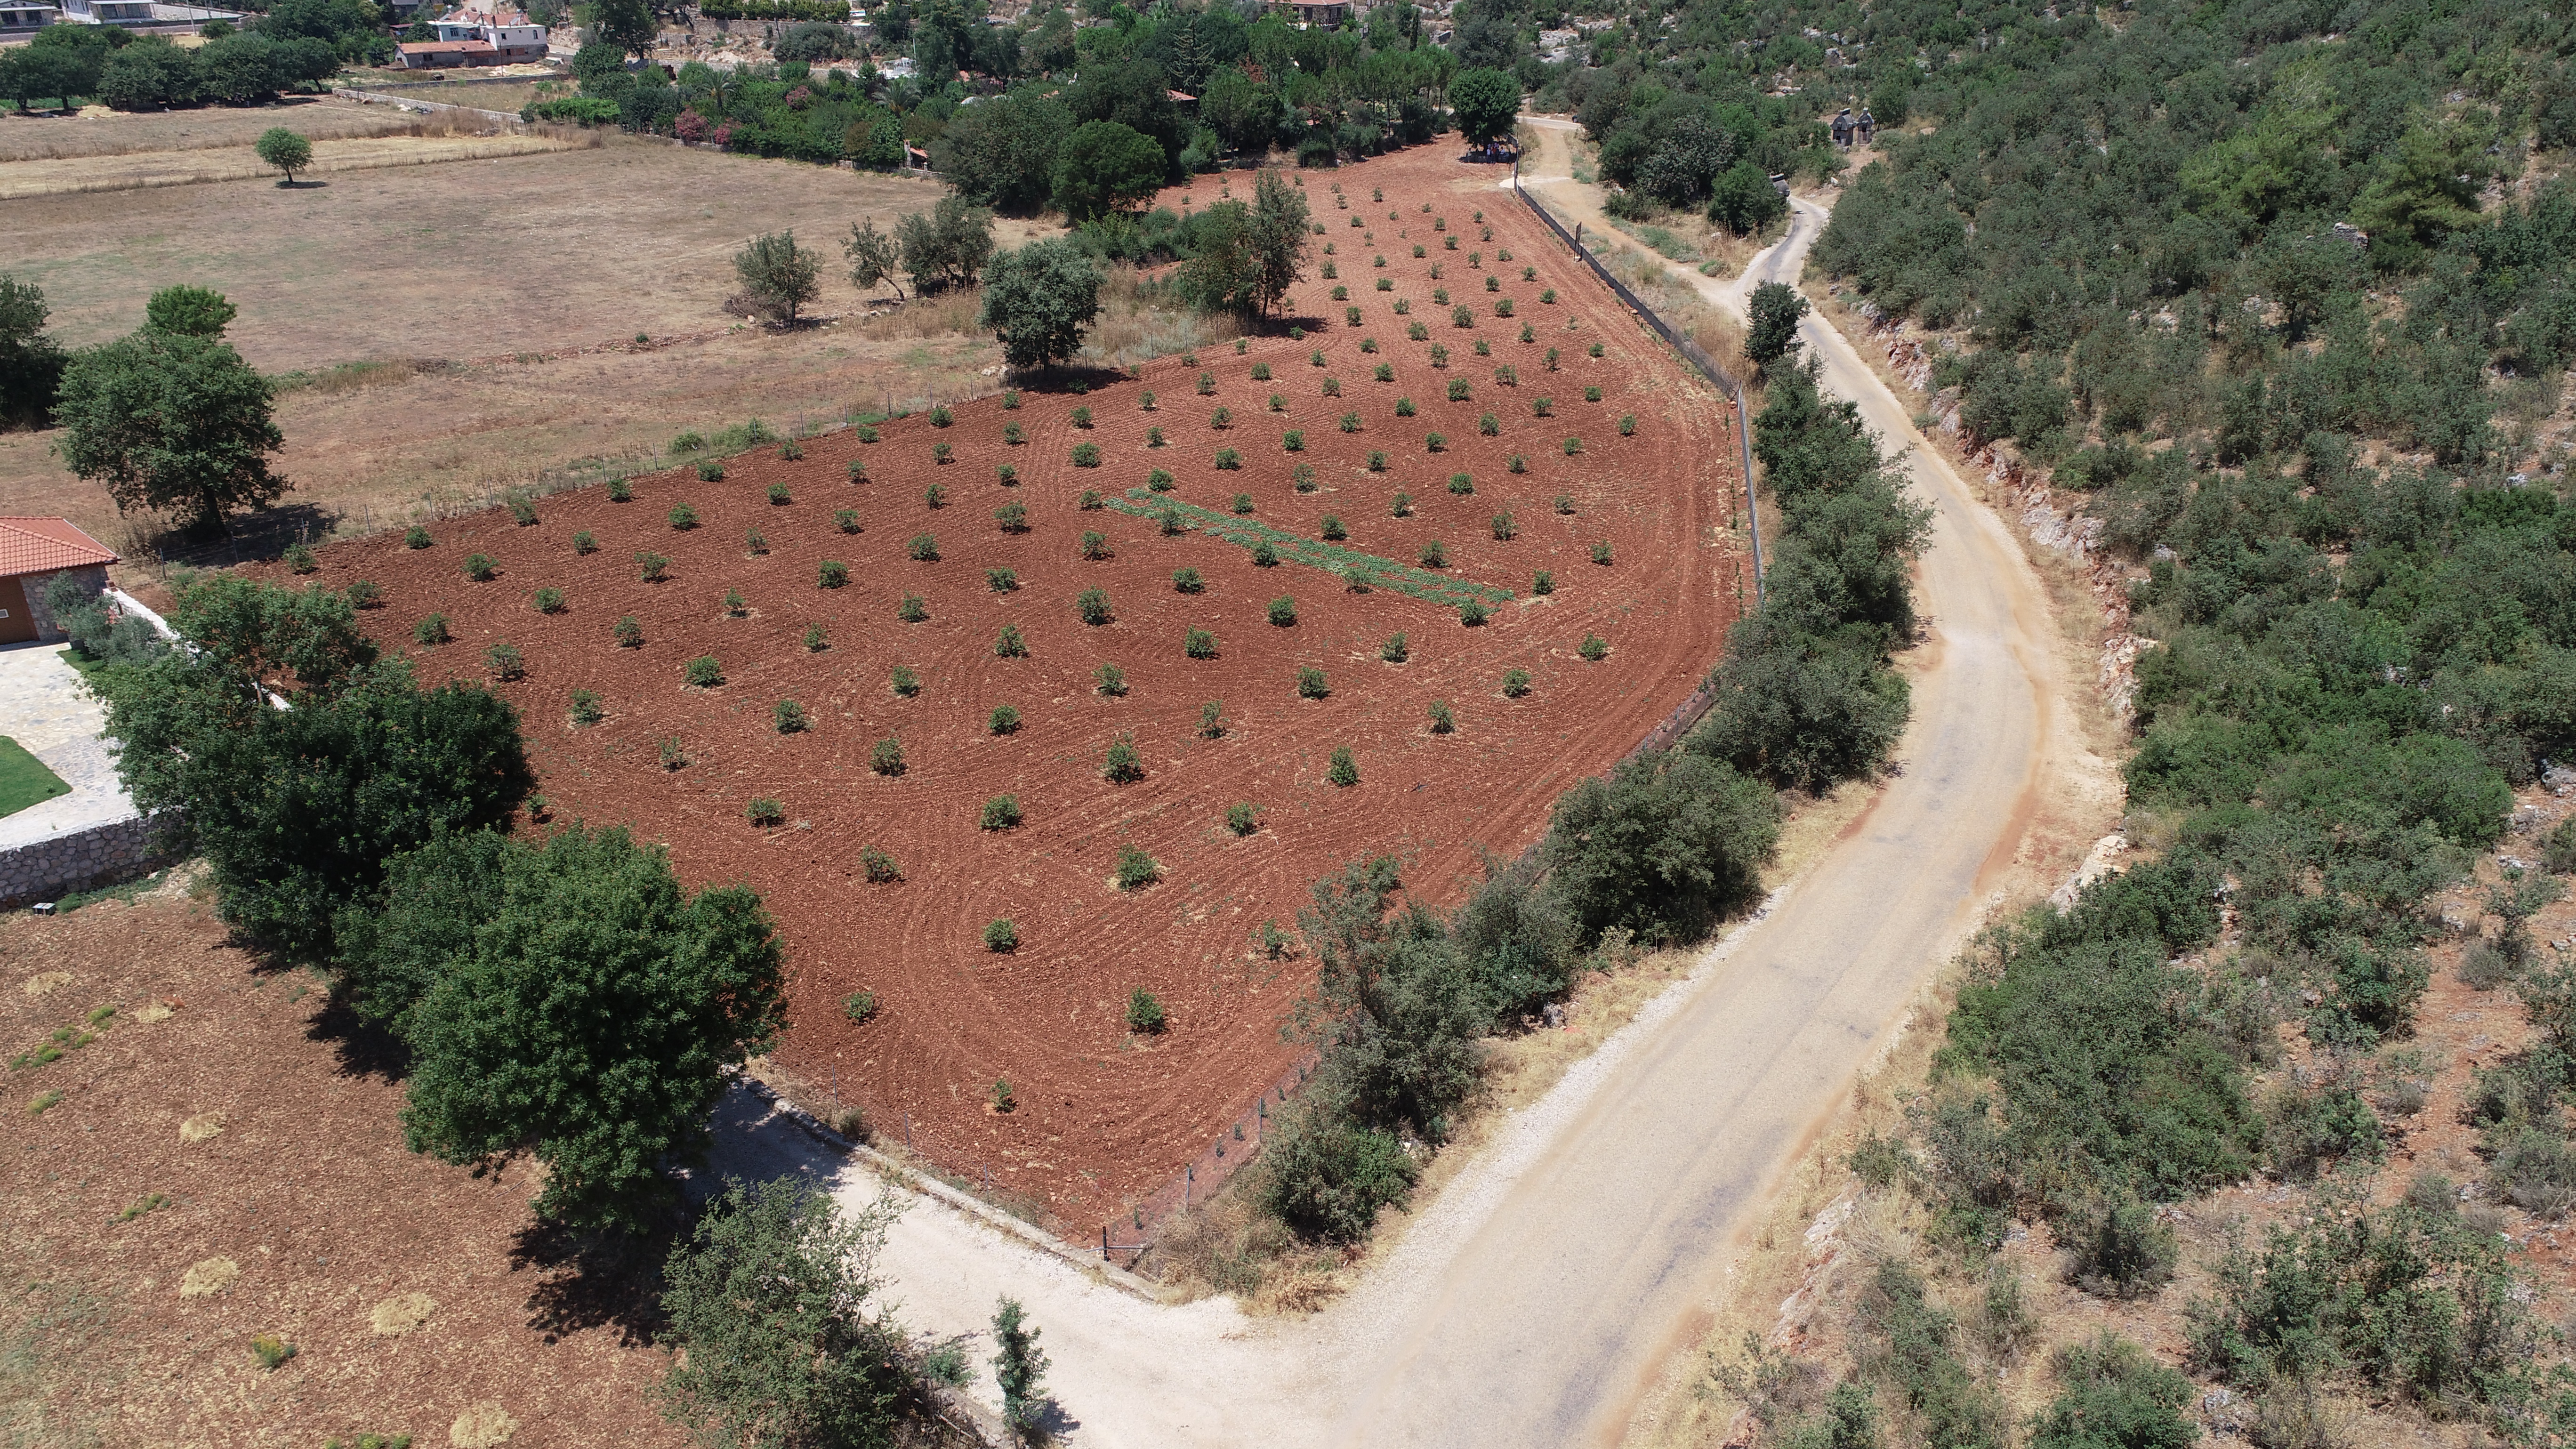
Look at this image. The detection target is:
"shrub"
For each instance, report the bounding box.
[463,553,499,582]
[669,504,700,530]
[684,655,724,688]
[1321,516,1348,540]
[1502,668,1532,698]
[993,624,1027,657]
[484,642,524,681]
[907,533,938,561]
[252,1335,298,1371]
[1233,492,1258,515]
[1447,378,1472,402]
[1477,411,1500,437]
[1448,473,1473,496]
[1428,700,1456,733]
[1490,512,1515,541]
[1460,599,1488,627]
[1227,801,1259,836]
[1159,508,1185,536]
[1282,430,1304,453]
[2544,817,2576,875]
[1257,1100,1417,1243]
[1002,390,1020,410]
[1293,464,1319,492]
[2065,1196,2179,1298]
[931,444,954,467]
[899,594,928,623]
[1321,376,1343,397]
[1186,626,1219,660]
[1114,845,1159,890]
[533,587,566,613]
[346,580,381,612]
[1093,662,1127,696]
[834,508,861,534]
[1071,442,1101,467]
[1533,570,1554,596]
[1199,700,1226,738]
[697,462,725,483]
[1578,633,1609,660]
[724,588,750,618]
[803,624,828,652]
[993,502,1029,534]
[744,527,768,556]
[1080,528,1113,560]
[984,565,1021,594]
[636,552,670,582]
[1297,666,1331,700]
[1214,448,1243,470]
[608,478,633,501]
[1396,397,1417,417]
[1453,306,1474,328]
[1196,370,1217,395]
[1532,397,1554,419]
[406,525,434,549]
[1382,632,1409,663]
[767,483,792,506]
[613,615,644,648]
[1001,421,1024,446]
[1591,540,1612,565]
[1326,746,1359,786]
[923,481,949,509]
[1103,734,1144,782]
[983,918,1019,952]
[1588,342,1604,358]
[1079,489,1103,510]
[283,542,317,575]
[774,699,809,733]
[980,795,1022,830]
[571,531,598,556]
[746,797,786,826]
[1147,426,1167,447]
[1126,988,1167,1034]
[1392,492,1413,517]
[988,705,1022,735]
[1268,596,1298,627]
[1426,432,1447,452]
[1076,587,1113,624]
[818,559,850,588]
[844,987,883,1023]
[869,737,905,776]
[1618,414,1637,437]
[890,665,920,698]
[1147,467,1176,491]
[1420,540,1448,568]
[1172,567,1205,594]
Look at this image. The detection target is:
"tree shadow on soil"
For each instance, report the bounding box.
[511,1218,676,1348]
[301,990,412,1084]
[151,502,343,570]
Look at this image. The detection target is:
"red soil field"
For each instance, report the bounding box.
[290,145,1747,1231]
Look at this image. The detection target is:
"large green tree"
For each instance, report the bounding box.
[1050,119,1167,222]
[656,1178,910,1449]
[895,194,995,292]
[1448,66,1518,145]
[929,90,1071,214]
[0,274,66,432]
[101,648,530,962]
[978,237,1103,370]
[1246,166,1312,317]
[56,328,287,533]
[733,231,823,324]
[399,824,789,1232]
[144,284,238,339]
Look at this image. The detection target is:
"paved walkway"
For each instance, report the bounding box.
[0,642,135,852]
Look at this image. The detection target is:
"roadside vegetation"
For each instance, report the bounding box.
[1514,0,2576,1439]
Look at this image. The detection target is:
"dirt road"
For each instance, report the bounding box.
[706,119,2073,1448]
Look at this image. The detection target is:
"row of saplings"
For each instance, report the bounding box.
[51,572,1063,1443]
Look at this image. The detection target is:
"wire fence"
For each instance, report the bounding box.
[1508,160,1766,603]
[1099,1052,1321,1262]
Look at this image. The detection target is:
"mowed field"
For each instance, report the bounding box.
[0,110,1057,556]
[282,145,1753,1232]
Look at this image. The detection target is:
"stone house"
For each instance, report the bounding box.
[0,518,117,647]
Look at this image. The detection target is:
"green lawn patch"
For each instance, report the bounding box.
[1102,489,1516,608]
[0,738,70,821]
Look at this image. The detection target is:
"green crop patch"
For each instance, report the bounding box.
[1101,490,1514,608]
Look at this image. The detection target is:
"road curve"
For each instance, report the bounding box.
[706,121,2069,1449]
[1313,121,2064,1449]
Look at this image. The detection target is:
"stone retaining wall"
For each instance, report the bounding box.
[0,814,177,911]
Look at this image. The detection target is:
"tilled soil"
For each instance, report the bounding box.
[0,883,684,1448]
[291,144,1748,1233]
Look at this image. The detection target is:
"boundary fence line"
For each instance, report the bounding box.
[1507,160,1764,605]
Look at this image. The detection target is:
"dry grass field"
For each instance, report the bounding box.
[0,114,1102,563]
[0,96,434,162]
[0,129,590,200]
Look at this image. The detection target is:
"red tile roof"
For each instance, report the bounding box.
[0,518,118,579]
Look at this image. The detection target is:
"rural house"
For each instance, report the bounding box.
[0,518,117,647]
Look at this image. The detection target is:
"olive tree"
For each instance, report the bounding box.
[733,230,823,324]
[56,327,287,532]
[979,238,1103,371]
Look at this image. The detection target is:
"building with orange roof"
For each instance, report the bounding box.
[0,519,118,647]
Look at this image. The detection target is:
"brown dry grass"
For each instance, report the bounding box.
[0,130,590,200]
[0,96,434,162]
[0,132,1067,567]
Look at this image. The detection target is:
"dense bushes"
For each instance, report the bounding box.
[1687,362,1928,790]
[91,574,784,1239]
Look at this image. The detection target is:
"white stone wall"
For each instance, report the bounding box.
[0,814,177,910]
